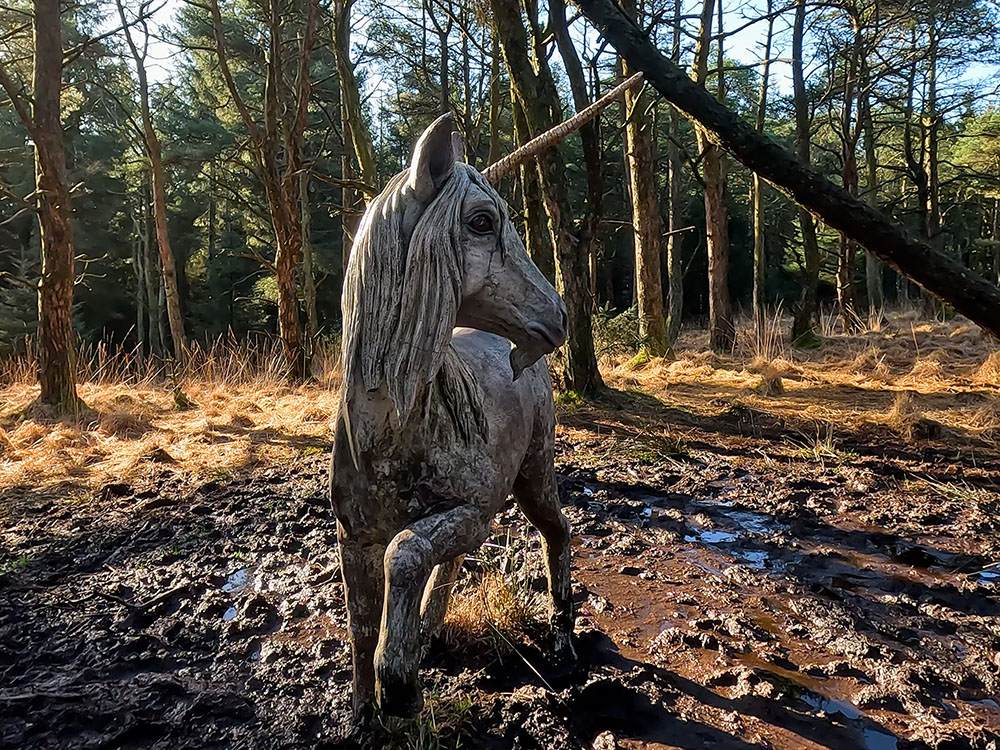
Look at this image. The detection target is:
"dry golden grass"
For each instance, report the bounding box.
[600,310,1000,444]
[0,380,341,491]
[1,336,342,491]
[443,571,543,650]
[3,310,999,493]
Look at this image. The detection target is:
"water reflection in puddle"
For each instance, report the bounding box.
[684,529,739,544]
[222,606,238,622]
[972,569,999,585]
[222,568,249,593]
[680,506,788,571]
[801,694,898,750]
[802,693,861,720]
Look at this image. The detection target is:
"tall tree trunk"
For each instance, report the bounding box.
[157,281,168,356]
[117,0,187,361]
[861,76,883,310]
[922,20,943,317]
[209,0,318,380]
[994,199,1000,284]
[301,172,319,349]
[333,0,376,264]
[512,86,553,279]
[487,35,503,166]
[621,54,665,356]
[426,0,452,112]
[32,0,81,411]
[751,0,774,334]
[133,218,147,357]
[664,0,683,347]
[460,18,475,166]
[551,0,603,314]
[492,0,603,392]
[141,178,163,357]
[789,0,820,345]
[837,40,860,330]
[692,0,733,351]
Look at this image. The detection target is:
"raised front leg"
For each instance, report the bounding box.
[338,524,386,726]
[376,508,486,717]
[514,469,575,660]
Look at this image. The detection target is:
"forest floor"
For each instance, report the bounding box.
[1,311,999,749]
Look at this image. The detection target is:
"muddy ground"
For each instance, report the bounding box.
[2,394,999,749]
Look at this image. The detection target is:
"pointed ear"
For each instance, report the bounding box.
[451,131,466,163]
[408,112,457,203]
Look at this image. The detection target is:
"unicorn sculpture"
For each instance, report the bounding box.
[331,74,643,726]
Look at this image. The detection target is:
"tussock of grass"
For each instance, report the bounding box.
[378,681,479,750]
[973,351,1000,385]
[443,527,544,653]
[753,362,785,397]
[902,353,946,385]
[910,476,998,514]
[885,391,948,441]
[787,426,854,464]
[444,572,543,647]
[850,346,892,382]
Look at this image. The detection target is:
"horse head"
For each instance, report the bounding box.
[342,113,567,428]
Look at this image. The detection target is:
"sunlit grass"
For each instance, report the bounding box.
[0,335,340,490]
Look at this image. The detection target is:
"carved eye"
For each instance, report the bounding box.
[468,213,494,235]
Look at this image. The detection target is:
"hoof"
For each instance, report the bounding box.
[340,710,377,749]
[376,676,424,718]
[553,629,577,662]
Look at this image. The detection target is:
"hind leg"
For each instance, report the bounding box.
[513,465,575,660]
[420,554,465,652]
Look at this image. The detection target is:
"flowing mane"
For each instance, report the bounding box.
[341,163,495,443]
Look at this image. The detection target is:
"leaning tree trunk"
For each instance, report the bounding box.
[33,0,80,412]
[573,0,1000,340]
[789,0,820,345]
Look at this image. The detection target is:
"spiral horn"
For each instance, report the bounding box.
[481,71,644,184]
